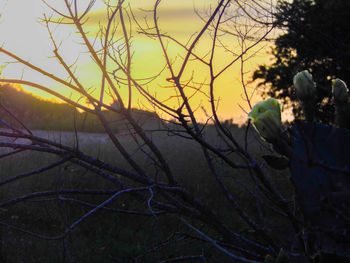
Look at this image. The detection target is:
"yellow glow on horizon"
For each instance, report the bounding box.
[0,0,274,123]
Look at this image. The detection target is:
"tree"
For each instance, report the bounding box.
[0,0,322,262]
[253,0,350,123]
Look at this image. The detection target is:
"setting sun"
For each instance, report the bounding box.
[0,0,273,122]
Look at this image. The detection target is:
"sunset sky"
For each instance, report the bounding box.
[0,0,275,123]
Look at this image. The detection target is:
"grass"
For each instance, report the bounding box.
[0,125,295,262]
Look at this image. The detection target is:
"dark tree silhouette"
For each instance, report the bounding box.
[253,0,350,123]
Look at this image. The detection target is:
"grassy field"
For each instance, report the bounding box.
[0,126,294,262]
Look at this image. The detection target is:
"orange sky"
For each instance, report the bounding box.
[0,0,276,123]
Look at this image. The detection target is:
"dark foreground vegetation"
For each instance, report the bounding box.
[0,126,291,263]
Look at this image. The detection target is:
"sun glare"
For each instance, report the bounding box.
[0,0,272,122]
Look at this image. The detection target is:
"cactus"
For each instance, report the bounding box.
[248,98,283,143]
[293,70,316,101]
[275,249,289,263]
[264,254,275,263]
[293,70,317,122]
[251,73,350,262]
[249,99,293,158]
[263,249,289,263]
[332,78,350,128]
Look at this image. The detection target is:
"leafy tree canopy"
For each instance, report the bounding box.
[253,0,350,123]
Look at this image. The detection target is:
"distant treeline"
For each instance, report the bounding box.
[0,84,160,133]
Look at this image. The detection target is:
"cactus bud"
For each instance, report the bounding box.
[332,78,350,128]
[248,98,282,142]
[276,248,289,263]
[332,78,348,103]
[264,254,275,263]
[293,70,316,101]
